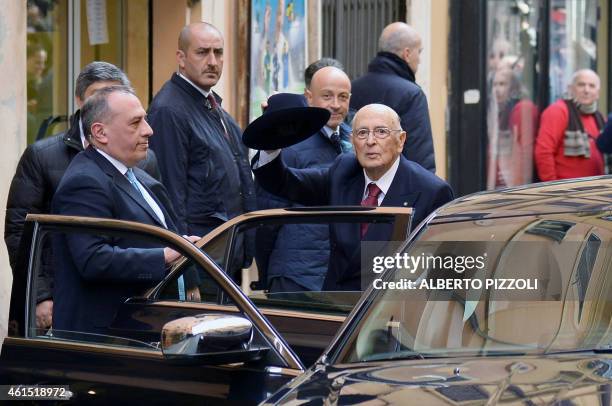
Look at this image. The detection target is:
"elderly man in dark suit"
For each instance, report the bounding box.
[253,103,454,291]
[51,86,192,335]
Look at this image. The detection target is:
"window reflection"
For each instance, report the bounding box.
[549,0,599,103]
[26,0,69,144]
[486,0,540,189]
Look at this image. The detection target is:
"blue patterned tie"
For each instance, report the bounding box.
[126,168,142,195]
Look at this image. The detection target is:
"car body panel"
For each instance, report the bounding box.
[2,336,293,404]
[265,353,612,405]
[272,176,612,405]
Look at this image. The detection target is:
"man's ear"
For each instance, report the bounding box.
[304,88,314,106]
[398,130,407,151]
[90,122,108,145]
[401,47,413,64]
[176,49,186,69]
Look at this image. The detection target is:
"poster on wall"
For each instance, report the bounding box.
[249,0,307,122]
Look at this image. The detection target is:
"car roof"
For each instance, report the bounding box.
[431,176,612,223]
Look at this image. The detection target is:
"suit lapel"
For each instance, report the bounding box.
[114,172,167,228]
[135,171,178,231]
[380,159,420,209]
[333,172,365,264]
[87,148,166,228]
[365,158,419,240]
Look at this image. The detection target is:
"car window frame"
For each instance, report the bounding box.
[19,213,304,371]
[151,207,413,306]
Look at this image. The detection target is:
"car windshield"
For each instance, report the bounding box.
[336,211,612,363]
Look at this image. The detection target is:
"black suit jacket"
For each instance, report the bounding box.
[253,153,454,290]
[51,147,179,334]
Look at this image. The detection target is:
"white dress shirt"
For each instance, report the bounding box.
[361,157,401,205]
[95,149,167,228]
[178,72,211,98]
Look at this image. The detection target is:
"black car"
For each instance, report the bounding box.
[1,207,410,404]
[265,176,612,404]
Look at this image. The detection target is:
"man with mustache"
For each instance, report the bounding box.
[148,22,255,239]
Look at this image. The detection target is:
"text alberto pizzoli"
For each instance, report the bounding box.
[370,253,539,291]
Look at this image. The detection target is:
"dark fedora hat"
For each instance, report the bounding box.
[242,93,330,149]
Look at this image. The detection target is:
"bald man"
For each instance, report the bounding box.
[147,22,255,240]
[535,69,606,181]
[253,104,453,291]
[350,22,435,173]
[256,66,354,292]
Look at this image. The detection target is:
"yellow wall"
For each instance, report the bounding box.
[429,0,449,180]
[0,0,27,349]
[152,0,188,97]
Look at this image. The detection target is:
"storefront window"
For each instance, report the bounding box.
[549,0,599,103]
[26,0,69,144]
[26,0,147,144]
[486,0,540,189]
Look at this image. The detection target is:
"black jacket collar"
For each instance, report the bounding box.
[62,110,85,152]
[170,72,222,106]
[368,51,416,83]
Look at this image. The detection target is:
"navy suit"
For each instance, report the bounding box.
[51,147,179,334]
[256,124,352,291]
[253,153,454,290]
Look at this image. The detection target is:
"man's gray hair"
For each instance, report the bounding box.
[80,85,135,141]
[75,61,130,101]
[378,22,420,55]
[570,68,600,87]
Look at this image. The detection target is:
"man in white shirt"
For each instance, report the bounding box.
[51,85,194,335]
[253,103,454,290]
[5,61,160,331]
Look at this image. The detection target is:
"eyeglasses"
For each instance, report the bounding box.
[352,127,402,140]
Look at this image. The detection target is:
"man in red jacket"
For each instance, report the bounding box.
[535,69,605,181]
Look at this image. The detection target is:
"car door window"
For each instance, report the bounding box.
[157,209,412,314]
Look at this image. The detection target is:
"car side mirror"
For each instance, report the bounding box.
[161,314,267,365]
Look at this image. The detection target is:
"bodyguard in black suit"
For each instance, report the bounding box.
[52,86,187,335]
[253,104,454,291]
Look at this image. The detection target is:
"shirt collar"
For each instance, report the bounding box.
[322,125,339,139]
[178,72,211,98]
[95,148,129,175]
[362,156,401,197]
